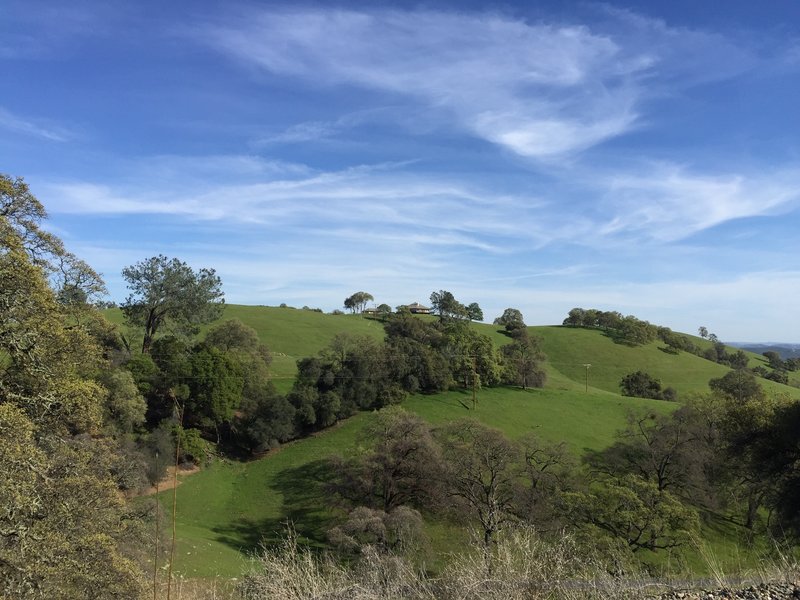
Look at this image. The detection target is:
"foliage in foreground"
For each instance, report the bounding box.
[1,189,147,598]
[239,526,657,600]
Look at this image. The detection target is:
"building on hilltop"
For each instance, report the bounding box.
[403,302,431,314]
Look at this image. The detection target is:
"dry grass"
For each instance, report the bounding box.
[438,528,658,600]
[150,575,238,599]
[753,539,800,586]
[237,526,670,600]
[238,529,436,600]
[170,527,800,600]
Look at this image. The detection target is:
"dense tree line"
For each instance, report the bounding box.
[562,307,658,346]
[251,302,545,445]
[588,370,800,538]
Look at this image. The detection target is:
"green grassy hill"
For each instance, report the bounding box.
[128,305,800,578]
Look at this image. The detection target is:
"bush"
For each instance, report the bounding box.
[661,386,679,402]
[174,425,213,465]
[327,505,428,557]
[619,371,663,399]
[766,370,789,385]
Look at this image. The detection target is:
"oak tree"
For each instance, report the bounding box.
[121,255,224,353]
[437,420,519,550]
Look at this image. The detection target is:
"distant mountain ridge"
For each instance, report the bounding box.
[728,342,800,359]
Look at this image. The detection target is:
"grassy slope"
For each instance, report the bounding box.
[133,307,799,577]
[529,325,798,399]
[162,414,370,578]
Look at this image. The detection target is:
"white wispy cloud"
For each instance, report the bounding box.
[40,161,532,252]
[597,164,800,241]
[0,0,122,59]
[44,152,800,255]
[191,7,763,161]
[193,8,648,159]
[132,154,313,179]
[254,111,379,145]
[0,106,71,141]
[596,6,757,85]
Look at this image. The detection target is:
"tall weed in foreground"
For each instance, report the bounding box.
[690,533,800,590]
[754,538,800,585]
[238,527,435,600]
[153,575,236,599]
[439,527,654,600]
[239,525,669,599]
[690,533,730,589]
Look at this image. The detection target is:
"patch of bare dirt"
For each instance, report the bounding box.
[140,464,201,496]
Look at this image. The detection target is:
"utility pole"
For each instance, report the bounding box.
[582,364,591,393]
[167,398,183,600]
[153,451,159,600]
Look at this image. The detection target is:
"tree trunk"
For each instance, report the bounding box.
[141,332,153,354]
[745,489,761,530]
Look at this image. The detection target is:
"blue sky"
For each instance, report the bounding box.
[2,1,800,341]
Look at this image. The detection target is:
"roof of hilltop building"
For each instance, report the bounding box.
[405,302,431,314]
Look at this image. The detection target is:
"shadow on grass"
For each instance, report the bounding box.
[211,459,339,556]
[426,389,473,410]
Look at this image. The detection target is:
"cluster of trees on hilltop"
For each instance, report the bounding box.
[563,308,753,368]
[429,289,483,321]
[341,289,485,322]
[562,307,659,345]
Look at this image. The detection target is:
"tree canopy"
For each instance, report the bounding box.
[466,302,483,322]
[430,290,467,321]
[344,291,374,313]
[121,255,224,353]
[619,371,666,400]
[1,173,107,307]
[500,328,546,390]
[494,307,525,332]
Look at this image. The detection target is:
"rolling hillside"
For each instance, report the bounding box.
[107,304,793,397]
[115,305,800,578]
